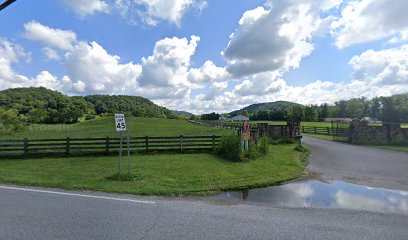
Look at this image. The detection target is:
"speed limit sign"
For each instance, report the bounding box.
[114,114,127,132]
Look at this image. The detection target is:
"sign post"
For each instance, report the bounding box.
[241,120,250,152]
[115,114,131,176]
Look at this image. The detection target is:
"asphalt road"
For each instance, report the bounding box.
[304,136,408,191]
[1,185,408,240]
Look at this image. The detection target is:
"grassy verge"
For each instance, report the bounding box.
[302,133,333,141]
[0,144,306,196]
[367,145,408,153]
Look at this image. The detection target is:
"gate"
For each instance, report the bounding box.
[332,122,351,143]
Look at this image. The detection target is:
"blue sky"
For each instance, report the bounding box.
[0,0,408,113]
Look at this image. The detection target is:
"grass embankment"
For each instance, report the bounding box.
[0,144,307,196]
[368,145,408,153]
[0,117,231,140]
[302,133,334,141]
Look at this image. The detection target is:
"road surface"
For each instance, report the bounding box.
[304,136,408,191]
[1,185,407,240]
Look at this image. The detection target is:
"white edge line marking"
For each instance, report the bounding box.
[0,185,155,204]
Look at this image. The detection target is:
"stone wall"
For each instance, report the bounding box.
[256,122,300,140]
[350,120,408,145]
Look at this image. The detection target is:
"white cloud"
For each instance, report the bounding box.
[349,45,408,87]
[335,190,391,212]
[171,44,408,114]
[233,71,284,97]
[0,39,68,91]
[0,40,31,89]
[63,0,109,17]
[139,35,199,88]
[65,41,142,94]
[331,0,408,48]
[114,0,207,26]
[188,60,229,85]
[203,81,228,101]
[222,0,339,77]
[42,47,61,61]
[23,21,77,51]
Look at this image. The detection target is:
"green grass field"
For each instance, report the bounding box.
[0,117,232,140]
[0,144,306,196]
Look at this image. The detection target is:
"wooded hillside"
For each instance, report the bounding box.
[0,87,173,126]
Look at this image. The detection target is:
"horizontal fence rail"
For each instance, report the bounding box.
[0,135,221,158]
[301,126,345,136]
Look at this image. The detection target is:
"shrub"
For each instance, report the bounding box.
[217,134,242,162]
[245,142,262,160]
[258,136,269,155]
[85,114,96,120]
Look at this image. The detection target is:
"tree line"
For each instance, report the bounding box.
[200,94,408,123]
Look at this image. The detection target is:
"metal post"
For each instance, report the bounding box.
[118,132,122,176]
[127,136,131,176]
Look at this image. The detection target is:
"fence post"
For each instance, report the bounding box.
[66,137,70,155]
[23,138,28,158]
[180,135,183,152]
[105,137,110,154]
[212,135,216,151]
[302,126,305,133]
[145,136,149,154]
[314,126,317,134]
[327,127,330,135]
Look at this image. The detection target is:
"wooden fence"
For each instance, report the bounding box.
[0,135,221,158]
[301,126,344,136]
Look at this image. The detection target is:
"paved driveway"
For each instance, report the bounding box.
[304,136,408,191]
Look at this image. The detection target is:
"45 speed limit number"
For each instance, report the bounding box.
[115,114,127,132]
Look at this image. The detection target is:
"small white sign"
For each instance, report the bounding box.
[115,114,127,132]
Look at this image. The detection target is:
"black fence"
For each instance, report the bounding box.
[0,135,221,158]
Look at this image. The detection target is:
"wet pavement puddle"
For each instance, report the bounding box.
[216,180,408,214]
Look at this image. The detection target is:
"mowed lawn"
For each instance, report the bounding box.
[0,117,232,140]
[0,144,306,196]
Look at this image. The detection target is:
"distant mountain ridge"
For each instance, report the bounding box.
[230,101,302,116]
[172,110,193,116]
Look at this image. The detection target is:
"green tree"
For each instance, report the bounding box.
[304,105,318,121]
[239,110,250,117]
[27,108,48,123]
[0,109,26,133]
[287,105,304,122]
[319,103,329,120]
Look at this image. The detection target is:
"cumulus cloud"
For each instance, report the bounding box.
[23,21,77,51]
[63,0,109,17]
[65,41,142,94]
[42,47,61,61]
[114,0,207,26]
[188,60,229,85]
[138,35,199,89]
[222,0,340,77]
[349,45,408,88]
[0,39,66,91]
[19,20,228,101]
[331,0,408,48]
